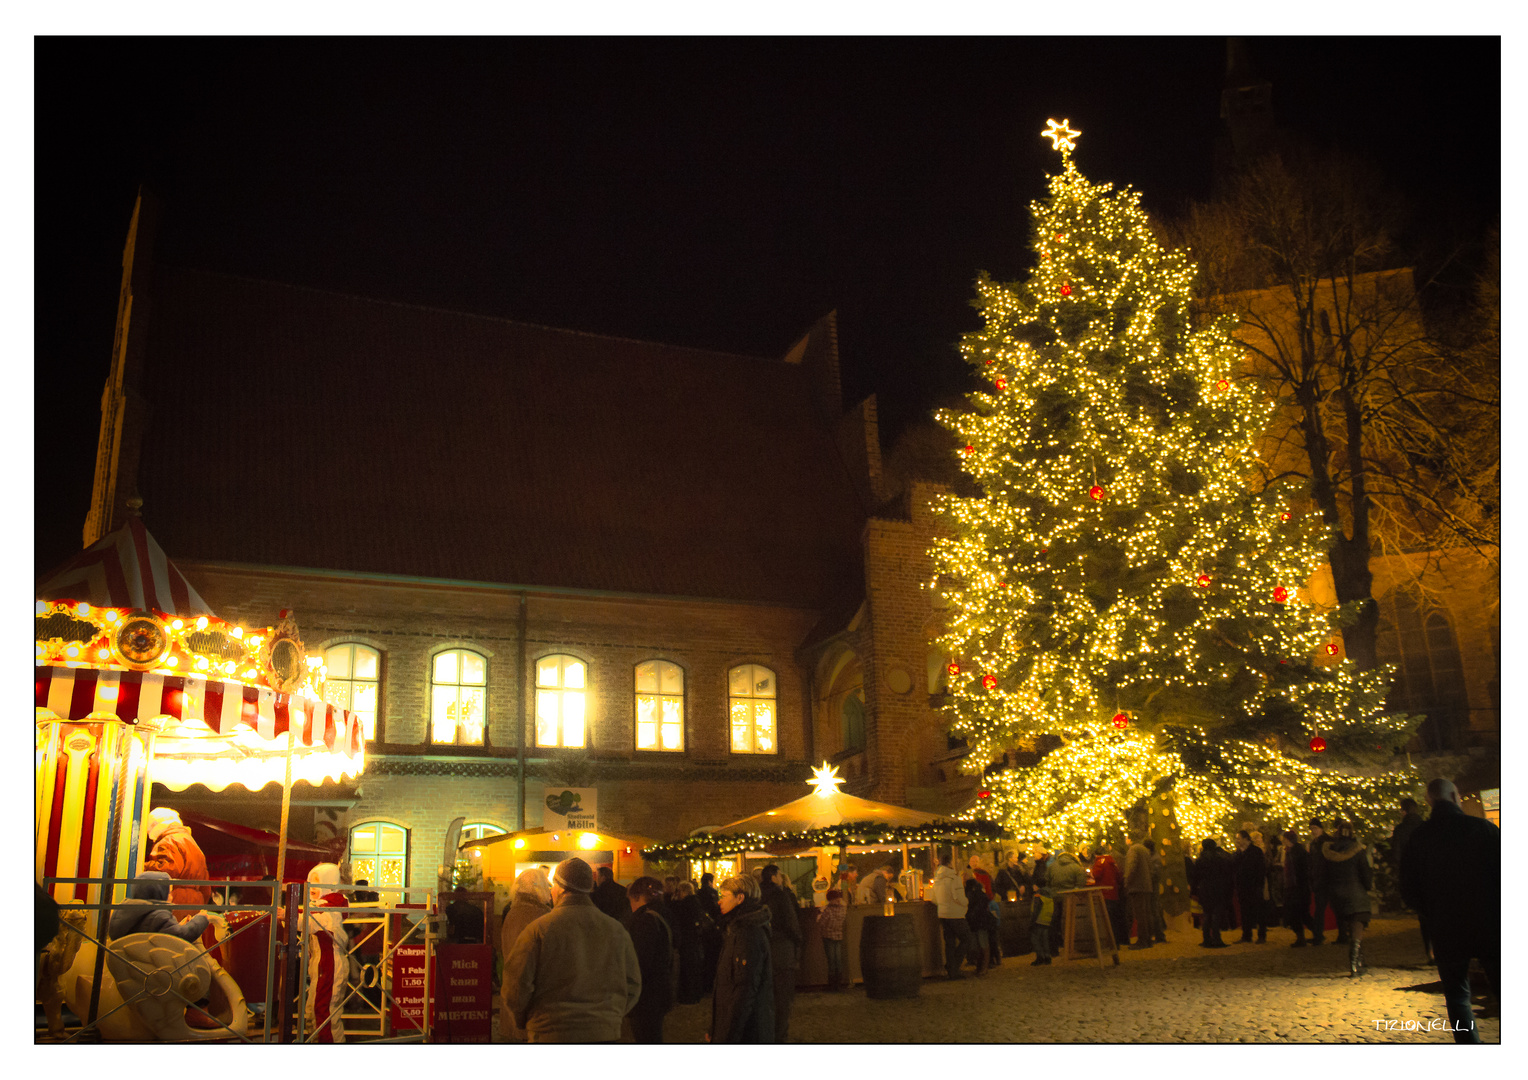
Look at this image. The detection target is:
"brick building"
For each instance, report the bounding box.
[74,199,967,897]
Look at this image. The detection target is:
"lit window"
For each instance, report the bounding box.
[728,664,777,754]
[432,649,487,745]
[635,660,685,751]
[349,821,408,905]
[536,655,587,748]
[460,822,506,843]
[323,643,380,741]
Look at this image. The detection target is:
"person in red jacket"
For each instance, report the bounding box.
[143,808,213,915]
[1090,841,1127,948]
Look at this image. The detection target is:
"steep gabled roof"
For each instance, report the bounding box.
[134,268,865,607]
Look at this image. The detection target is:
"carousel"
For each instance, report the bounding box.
[35,517,367,1041]
[644,764,1006,991]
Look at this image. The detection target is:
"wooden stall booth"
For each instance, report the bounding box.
[644,763,1007,994]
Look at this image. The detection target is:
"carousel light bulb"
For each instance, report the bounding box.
[35,601,48,615]
[65,646,79,658]
[197,616,209,630]
[98,649,111,660]
[172,619,184,630]
[231,626,243,638]
[244,668,257,678]
[76,602,91,616]
[195,657,210,671]
[165,656,179,667]
[103,610,119,623]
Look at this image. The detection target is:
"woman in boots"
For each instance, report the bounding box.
[1322,819,1373,976]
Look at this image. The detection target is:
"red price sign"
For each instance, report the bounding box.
[390,942,429,1035]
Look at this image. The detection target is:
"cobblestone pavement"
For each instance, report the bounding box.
[658,915,1499,1044]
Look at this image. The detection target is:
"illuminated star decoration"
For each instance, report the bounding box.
[808,761,846,798]
[1041,117,1081,156]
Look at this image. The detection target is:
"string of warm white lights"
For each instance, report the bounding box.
[933,122,1420,848]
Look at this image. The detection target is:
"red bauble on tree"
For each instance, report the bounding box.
[977,789,992,800]
[1111,712,1130,729]
[981,673,998,691]
[963,444,973,456]
[946,661,961,677]
[1324,642,1340,656]
[1195,574,1211,588]
[1216,378,1229,392]
[1309,736,1327,753]
[1060,282,1073,297]
[1088,485,1106,501]
[994,376,1007,391]
[1272,586,1290,603]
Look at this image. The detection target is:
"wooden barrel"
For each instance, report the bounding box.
[999,900,1032,956]
[859,914,921,999]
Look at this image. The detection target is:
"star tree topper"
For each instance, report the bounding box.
[1041,117,1081,157]
[809,761,846,798]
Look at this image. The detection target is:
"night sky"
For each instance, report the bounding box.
[34,36,1499,578]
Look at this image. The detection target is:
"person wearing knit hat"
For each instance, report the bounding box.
[553,856,595,894]
[503,855,642,1042]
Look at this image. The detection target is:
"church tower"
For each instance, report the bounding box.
[1213,38,1276,193]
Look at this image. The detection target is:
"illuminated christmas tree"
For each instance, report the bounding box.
[933,120,1419,848]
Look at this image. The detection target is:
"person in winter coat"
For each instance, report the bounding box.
[591,865,630,922]
[143,808,213,916]
[963,876,996,974]
[1321,820,1373,977]
[1307,818,1337,946]
[932,849,973,980]
[993,851,1030,901]
[865,864,896,905]
[497,868,552,1042]
[1232,830,1269,944]
[818,888,849,990]
[1123,836,1154,949]
[708,872,774,1043]
[1189,839,1234,948]
[503,857,642,1043]
[1045,850,1089,955]
[108,871,215,943]
[1389,797,1424,873]
[1279,830,1315,947]
[1400,777,1501,1043]
[1089,841,1127,947]
[967,855,995,899]
[304,863,350,1042]
[1030,847,1052,894]
[758,865,801,1042]
[622,877,676,1043]
[667,881,710,1005]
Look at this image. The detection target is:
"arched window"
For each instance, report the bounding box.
[728,664,777,754]
[1376,592,1470,752]
[536,655,587,748]
[324,643,380,741]
[432,648,487,745]
[349,821,409,905]
[460,822,506,843]
[635,660,684,751]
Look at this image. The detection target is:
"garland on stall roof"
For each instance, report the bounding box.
[641,818,1010,862]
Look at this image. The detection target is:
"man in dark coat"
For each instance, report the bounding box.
[1190,839,1234,948]
[591,865,630,922]
[1279,830,1315,946]
[1400,778,1500,1044]
[1232,830,1268,944]
[708,872,774,1043]
[758,864,801,1042]
[1307,818,1333,946]
[1389,797,1424,872]
[621,877,675,1043]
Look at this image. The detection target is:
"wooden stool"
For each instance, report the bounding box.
[1056,887,1119,968]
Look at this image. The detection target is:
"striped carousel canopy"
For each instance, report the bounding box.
[37,517,213,617]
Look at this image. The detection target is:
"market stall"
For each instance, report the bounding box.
[464,825,655,889]
[643,764,1006,988]
[34,518,368,1040]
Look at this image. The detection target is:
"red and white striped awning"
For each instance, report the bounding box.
[37,518,213,618]
[35,666,363,758]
